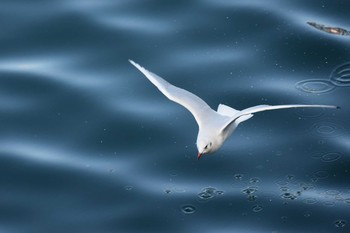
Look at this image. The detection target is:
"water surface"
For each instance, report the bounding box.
[0,1,349,232]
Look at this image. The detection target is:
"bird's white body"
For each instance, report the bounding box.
[129,60,338,159]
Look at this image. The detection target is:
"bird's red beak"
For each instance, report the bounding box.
[197,152,202,160]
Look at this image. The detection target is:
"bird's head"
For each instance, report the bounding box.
[196,133,219,160]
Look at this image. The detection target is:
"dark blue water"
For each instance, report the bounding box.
[1,1,349,232]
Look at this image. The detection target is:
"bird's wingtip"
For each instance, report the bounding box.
[128,59,142,69]
[336,106,341,109]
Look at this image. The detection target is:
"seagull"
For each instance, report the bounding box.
[129,60,339,160]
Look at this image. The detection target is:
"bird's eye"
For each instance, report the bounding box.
[204,145,208,149]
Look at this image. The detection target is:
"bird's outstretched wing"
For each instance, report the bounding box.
[129,60,217,127]
[240,104,339,115]
[221,104,339,131]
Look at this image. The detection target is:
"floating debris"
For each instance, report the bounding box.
[307,22,350,36]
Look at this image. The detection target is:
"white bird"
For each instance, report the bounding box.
[129,60,339,160]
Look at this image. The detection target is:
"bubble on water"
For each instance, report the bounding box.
[169,170,179,177]
[310,177,318,183]
[252,205,263,212]
[181,205,196,214]
[286,174,295,181]
[303,198,318,204]
[234,174,243,180]
[314,170,329,179]
[321,152,342,162]
[202,187,216,194]
[334,219,346,228]
[165,189,171,194]
[242,187,258,195]
[247,195,258,202]
[197,187,223,201]
[215,190,224,195]
[330,62,350,87]
[249,177,260,183]
[124,185,133,191]
[311,121,346,138]
[304,212,312,218]
[198,191,214,200]
[295,79,336,94]
[301,183,315,191]
[281,192,297,200]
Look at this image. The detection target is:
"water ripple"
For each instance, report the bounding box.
[321,152,342,163]
[0,55,111,88]
[330,62,350,87]
[295,79,336,94]
[310,120,346,138]
[181,205,196,214]
[0,140,131,175]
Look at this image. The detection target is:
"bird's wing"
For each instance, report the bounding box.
[221,104,339,131]
[240,104,339,115]
[129,60,216,127]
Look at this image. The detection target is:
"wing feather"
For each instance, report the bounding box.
[240,104,338,115]
[221,104,339,131]
[129,60,216,127]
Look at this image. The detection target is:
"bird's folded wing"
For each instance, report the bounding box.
[129,60,216,127]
